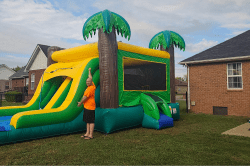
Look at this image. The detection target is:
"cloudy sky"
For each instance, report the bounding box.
[1,0,250,77]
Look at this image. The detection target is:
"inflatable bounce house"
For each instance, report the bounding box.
[0,9,184,145]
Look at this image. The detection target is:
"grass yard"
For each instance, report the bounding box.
[0,100,249,165]
[0,100,26,106]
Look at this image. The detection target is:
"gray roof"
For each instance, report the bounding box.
[24,44,51,72]
[38,44,51,58]
[180,30,250,64]
[9,66,28,79]
[175,79,187,86]
[24,44,65,72]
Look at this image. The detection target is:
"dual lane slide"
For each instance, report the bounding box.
[0,57,100,144]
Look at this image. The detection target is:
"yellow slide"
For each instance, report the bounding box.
[9,57,99,129]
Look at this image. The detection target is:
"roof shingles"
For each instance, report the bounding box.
[9,66,28,79]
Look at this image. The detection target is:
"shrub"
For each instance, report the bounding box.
[4,91,22,102]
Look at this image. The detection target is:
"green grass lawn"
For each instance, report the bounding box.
[0,100,249,165]
[1,100,26,106]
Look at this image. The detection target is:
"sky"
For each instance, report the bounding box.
[1,0,250,78]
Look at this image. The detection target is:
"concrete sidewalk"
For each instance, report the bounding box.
[221,122,250,138]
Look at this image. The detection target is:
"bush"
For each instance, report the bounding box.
[4,90,22,102]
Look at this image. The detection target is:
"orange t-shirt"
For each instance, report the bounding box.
[83,81,96,110]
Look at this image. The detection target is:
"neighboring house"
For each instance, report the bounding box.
[22,44,64,102]
[179,30,250,117]
[0,64,15,93]
[23,44,52,101]
[9,65,29,94]
[175,79,187,99]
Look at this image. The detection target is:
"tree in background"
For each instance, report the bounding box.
[176,77,182,81]
[149,30,185,103]
[12,66,23,72]
[183,74,187,82]
[82,9,131,108]
[176,76,187,82]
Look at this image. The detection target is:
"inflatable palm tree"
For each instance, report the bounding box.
[82,9,131,108]
[149,30,185,103]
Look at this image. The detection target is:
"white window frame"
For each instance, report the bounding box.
[31,74,35,90]
[227,62,243,90]
[26,78,29,86]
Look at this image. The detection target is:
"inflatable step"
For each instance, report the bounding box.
[140,93,172,120]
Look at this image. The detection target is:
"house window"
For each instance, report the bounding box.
[26,78,29,86]
[5,82,9,90]
[31,74,35,90]
[227,63,242,89]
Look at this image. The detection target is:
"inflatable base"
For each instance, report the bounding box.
[94,105,144,134]
[142,112,173,130]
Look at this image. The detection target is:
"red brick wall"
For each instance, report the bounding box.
[28,69,45,98]
[11,78,25,91]
[189,61,250,117]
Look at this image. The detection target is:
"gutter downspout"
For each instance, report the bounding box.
[187,63,190,110]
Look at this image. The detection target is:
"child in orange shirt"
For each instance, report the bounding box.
[78,68,96,139]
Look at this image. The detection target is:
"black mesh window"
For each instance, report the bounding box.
[123,59,166,91]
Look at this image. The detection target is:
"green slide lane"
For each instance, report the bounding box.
[140,93,172,120]
[15,58,100,129]
[0,76,62,116]
[39,77,64,109]
[157,102,172,118]
[51,79,73,109]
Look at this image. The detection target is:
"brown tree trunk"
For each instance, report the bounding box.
[161,45,175,103]
[98,27,119,108]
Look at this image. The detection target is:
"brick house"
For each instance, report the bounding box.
[0,64,15,93]
[9,65,28,94]
[22,44,65,102]
[179,30,250,117]
[22,44,53,101]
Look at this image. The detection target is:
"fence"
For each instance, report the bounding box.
[0,93,32,107]
[13,86,28,95]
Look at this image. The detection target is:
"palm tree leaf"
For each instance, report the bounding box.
[82,9,131,41]
[170,31,185,51]
[149,30,185,51]
[102,9,111,33]
[109,12,131,40]
[149,31,169,49]
[82,12,106,40]
[117,28,120,35]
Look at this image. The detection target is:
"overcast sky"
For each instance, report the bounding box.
[1,0,250,77]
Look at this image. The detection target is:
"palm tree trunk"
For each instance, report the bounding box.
[98,26,119,108]
[161,45,175,103]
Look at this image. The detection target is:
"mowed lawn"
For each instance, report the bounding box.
[0,100,249,165]
[0,100,26,106]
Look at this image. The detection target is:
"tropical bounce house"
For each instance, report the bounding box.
[0,9,185,145]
